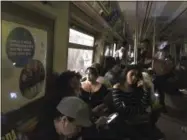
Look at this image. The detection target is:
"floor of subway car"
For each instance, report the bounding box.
[157,116,187,140]
[156,91,187,140]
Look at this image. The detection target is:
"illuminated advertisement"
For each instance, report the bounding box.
[2,20,47,113]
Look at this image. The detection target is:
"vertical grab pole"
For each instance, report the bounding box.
[134,1,138,64]
[152,17,156,68]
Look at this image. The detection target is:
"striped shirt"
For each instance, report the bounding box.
[105,88,150,120]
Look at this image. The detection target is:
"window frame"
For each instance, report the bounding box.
[67,28,95,72]
[69,28,95,48]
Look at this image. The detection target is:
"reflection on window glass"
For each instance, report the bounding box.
[69,28,94,47]
[105,45,113,56]
[67,48,93,75]
[113,43,116,57]
[105,46,110,56]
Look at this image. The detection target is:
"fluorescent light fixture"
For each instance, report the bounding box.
[69,28,94,47]
[154,93,159,97]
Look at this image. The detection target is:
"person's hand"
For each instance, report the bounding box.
[95,116,108,128]
[92,104,106,113]
[137,80,150,92]
[137,80,144,87]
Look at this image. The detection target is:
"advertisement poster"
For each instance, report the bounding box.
[2,20,47,113]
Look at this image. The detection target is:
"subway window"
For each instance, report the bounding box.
[69,28,94,47]
[67,28,94,75]
[113,43,116,57]
[104,44,114,56]
[67,48,93,75]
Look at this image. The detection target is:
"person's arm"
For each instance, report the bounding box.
[112,89,150,117]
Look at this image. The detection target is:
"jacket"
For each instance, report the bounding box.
[104,88,150,120]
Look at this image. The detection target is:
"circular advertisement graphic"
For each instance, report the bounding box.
[19,60,45,99]
[6,27,35,67]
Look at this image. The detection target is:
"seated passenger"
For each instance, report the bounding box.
[56,71,82,97]
[104,65,150,120]
[80,67,108,109]
[104,65,153,140]
[31,96,108,140]
[40,71,82,126]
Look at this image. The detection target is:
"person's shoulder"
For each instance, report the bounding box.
[96,76,104,83]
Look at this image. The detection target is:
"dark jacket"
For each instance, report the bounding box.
[79,85,108,109]
[104,88,150,120]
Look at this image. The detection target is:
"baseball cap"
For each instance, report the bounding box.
[57,97,92,127]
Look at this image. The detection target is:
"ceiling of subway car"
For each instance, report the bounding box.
[119,1,187,43]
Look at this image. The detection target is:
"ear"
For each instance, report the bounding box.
[61,116,70,126]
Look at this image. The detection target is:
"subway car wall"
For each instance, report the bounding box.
[1,1,117,140]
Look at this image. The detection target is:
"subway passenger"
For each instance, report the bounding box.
[115,41,128,65]
[107,64,150,119]
[28,71,83,140]
[104,65,153,139]
[80,67,108,109]
[153,43,175,112]
[138,39,152,68]
[104,64,122,86]
[31,96,108,140]
[101,56,116,76]
[56,71,82,97]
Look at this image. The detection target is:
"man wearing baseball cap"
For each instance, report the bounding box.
[54,96,109,140]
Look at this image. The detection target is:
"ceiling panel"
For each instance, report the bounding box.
[119,1,187,43]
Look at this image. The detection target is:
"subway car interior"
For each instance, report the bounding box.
[1,1,187,140]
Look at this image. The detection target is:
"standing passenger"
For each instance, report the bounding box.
[101,56,116,76]
[104,64,122,86]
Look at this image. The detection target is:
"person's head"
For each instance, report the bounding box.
[85,67,98,83]
[56,71,82,96]
[120,65,142,87]
[103,56,116,73]
[111,64,122,73]
[54,97,92,137]
[123,41,128,46]
[91,63,101,75]
[140,39,149,49]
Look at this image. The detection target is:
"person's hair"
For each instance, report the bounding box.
[91,63,101,75]
[56,71,82,96]
[86,67,98,77]
[123,41,128,47]
[102,56,116,75]
[140,39,150,44]
[111,64,122,74]
[119,64,143,84]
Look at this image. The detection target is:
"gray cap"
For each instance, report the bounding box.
[57,96,92,127]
